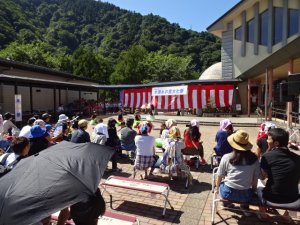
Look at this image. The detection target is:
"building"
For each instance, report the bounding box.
[207,0,300,125]
[0,59,99,116]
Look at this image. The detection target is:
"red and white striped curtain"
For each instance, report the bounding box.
[123,85,234,109]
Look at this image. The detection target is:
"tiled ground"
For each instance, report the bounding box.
[87,116,299,225]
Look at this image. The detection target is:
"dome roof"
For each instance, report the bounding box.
[199,62,222,80]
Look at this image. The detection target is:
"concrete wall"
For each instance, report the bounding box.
[221,22,234,79]
[0,85,98,114]
[232,0,300,78]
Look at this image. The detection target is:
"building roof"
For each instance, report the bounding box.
[206,0,246,37]
[0,74,99,90]
[199,62,222,80]
[94,78,239,90]
[0,58,97,83]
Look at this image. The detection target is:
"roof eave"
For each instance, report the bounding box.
[0,58,98,83]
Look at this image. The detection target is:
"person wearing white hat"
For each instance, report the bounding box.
[53,114,70,140]
[215,130,260,215]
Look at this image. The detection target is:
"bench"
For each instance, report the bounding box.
[101,176,174,217]
[51,210,140,225]
[211,167,300,224]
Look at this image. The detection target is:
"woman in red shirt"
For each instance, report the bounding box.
[182,119,207,165]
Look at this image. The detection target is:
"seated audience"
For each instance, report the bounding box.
[255,122,276,159]
[91,119,108,145]
[89,114,98,126]
[0,136,30,167]
[182,119,207,165]
[106,118,122,172]
[42,113,51,125]
[214,119,233,157]
[161,119,177,151]
[133,123,156,180]
[53,114,70,142]
[133,114,141,129]
[3,112,17,136]
[117,114,124,126]
[161,126,185,179]
[28,125,49,156]
[71,120,90,143]
[19,117,36,138]
[216,130,260,214]
[120,117,137,153]
[258,128,300,221]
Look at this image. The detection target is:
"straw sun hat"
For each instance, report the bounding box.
[227,129,253,151]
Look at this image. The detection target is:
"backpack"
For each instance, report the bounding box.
[0,153,21,178]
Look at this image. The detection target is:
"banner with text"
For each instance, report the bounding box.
[152,85,187,96]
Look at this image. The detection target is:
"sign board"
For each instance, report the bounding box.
[236,104,241,111]
[152,85,187,96]
[15,95,22,122]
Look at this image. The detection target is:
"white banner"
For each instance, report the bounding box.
[152,85,187,96]
[15,95,22,122]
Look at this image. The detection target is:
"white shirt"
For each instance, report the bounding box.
[19,125,32,138]
[0,153,20,167]
[135,135,155,156]
[3,120,16,133]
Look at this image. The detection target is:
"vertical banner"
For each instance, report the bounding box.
[15,94,22,122]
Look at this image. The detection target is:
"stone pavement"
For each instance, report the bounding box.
[87,115,299,225]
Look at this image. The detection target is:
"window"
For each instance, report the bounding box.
[247,18,255,43]
[273,7,283,44]
[259,9,268,46]
[288,9,299,37]
[234,26,242,41]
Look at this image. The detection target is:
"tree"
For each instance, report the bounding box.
[110,45,148,84]
[141,51,196,82]
[71,47,112,83]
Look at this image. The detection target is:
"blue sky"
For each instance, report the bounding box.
[101,0,240,32]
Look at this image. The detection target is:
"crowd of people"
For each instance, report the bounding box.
[0,109,299,223]
[214,120,300,222]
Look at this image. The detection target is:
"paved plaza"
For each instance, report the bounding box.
[87,115,299,225]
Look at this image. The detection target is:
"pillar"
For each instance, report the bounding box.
[257,81,262,106]
[267,67,273,120]
[29,84,33,113]
[247,79,251,117]
[53,87,57,115]
[287,58,293,128]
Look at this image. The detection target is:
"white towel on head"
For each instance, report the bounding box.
[94,123,109,138]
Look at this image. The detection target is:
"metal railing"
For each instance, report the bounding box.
[272,107,287,124]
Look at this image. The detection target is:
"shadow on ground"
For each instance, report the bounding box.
[112,201,183,223]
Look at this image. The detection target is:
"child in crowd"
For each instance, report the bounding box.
[89,114,98,126]
[133,114,141,129]
[160,126,185,179]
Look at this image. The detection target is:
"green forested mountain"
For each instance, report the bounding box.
[0,0,221,84]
